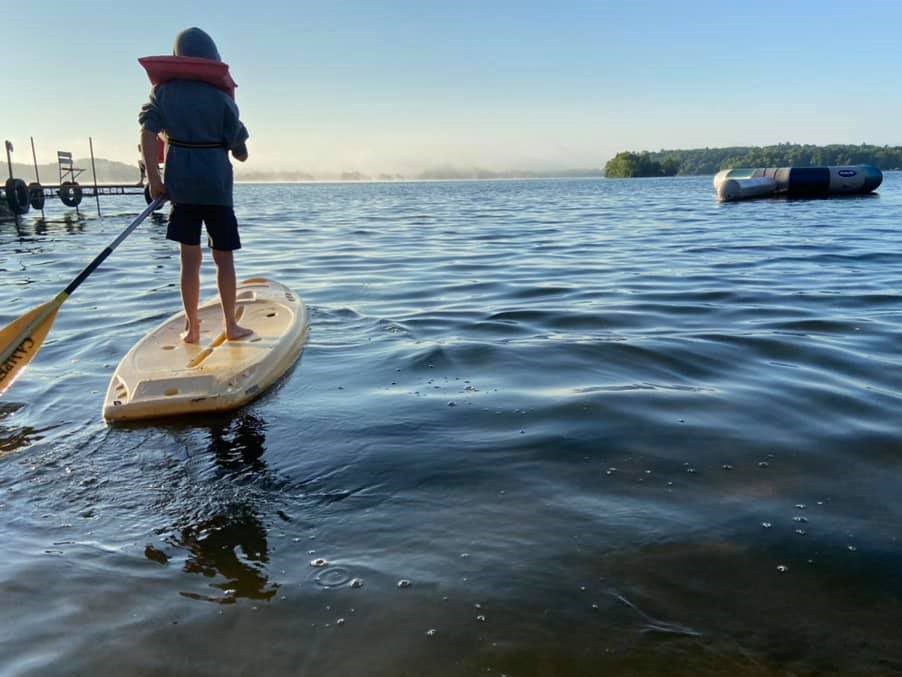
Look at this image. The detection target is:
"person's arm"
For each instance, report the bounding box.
[225,100,249,162]
[140,129,166,198]
[138,88,167,199]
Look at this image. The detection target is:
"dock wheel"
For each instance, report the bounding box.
[60,181,83,207]
[28,182,45,210]
[5,178,30,215]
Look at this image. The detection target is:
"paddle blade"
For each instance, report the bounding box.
[0,301,62,395]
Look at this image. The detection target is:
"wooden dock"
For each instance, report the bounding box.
[2,137,155,221]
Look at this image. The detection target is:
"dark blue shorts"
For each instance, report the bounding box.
[167,204,241,251]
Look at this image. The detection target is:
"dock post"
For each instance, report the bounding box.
[4,140,12,180]
[30,137,45,220]
[89,137,101,217]
[5,140,19,227]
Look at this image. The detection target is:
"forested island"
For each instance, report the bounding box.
[604,144,902,178]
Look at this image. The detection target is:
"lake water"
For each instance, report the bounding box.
[2,176,902,675]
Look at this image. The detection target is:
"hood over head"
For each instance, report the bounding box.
[172,27,221,61]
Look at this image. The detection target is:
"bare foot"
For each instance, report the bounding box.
[226,324,253,341]
[181,318,201,344]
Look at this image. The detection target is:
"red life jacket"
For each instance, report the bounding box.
[139,56,238,164]
[138,55,237,99]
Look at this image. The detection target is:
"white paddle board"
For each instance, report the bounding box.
[103,278,308,421]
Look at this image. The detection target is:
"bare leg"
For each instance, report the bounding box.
[180,244,202,343]
[212,248,253,340]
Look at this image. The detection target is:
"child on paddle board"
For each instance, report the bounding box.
[139,27,252,343]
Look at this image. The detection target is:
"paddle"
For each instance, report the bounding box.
[0,198,164,395]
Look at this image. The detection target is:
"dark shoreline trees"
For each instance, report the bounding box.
[604,143,902,177]
[603,152,679,178]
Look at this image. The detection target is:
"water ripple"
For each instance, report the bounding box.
[2,175,902,674]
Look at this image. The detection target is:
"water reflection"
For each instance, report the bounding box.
[1,214,87,238]
[0,403,43,456]
[206,412,267,475]
[149,213,167,228]
[152,413,278,604]
[175,502,277,604]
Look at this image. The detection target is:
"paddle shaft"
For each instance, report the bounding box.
[62,198,164,297]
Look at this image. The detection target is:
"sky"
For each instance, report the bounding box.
[5,0,902,174]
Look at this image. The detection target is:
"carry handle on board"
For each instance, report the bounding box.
[0,198,165,395]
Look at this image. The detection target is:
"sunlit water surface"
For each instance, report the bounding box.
[2,176,902,675]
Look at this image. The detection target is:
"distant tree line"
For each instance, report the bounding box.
[413,167,604,181]
[9,158,142,184]
[604,144,902,177]
[236,167,605,182]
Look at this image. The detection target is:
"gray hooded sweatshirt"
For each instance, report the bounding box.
[138,28,249,207]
